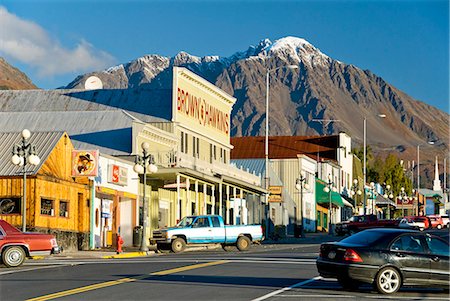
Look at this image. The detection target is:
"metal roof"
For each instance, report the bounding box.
[0,131,64,176]
[231,136,338,160]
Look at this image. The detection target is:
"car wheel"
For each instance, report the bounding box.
[437,224,442,230]
[171,238,186,253]
[338,277,360,291]
[375,267,402,294]
[236,236,251,251]
[2,246,26,268]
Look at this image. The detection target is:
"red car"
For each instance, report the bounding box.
[0,220,61,267]
[404,216,431,229]
[428,215,444,229]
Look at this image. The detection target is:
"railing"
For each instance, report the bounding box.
[151,151,261,186]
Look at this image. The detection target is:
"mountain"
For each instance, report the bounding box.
[0,57,38,90]
[63,36,448,185]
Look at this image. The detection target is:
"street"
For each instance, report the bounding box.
[1,233,448,301]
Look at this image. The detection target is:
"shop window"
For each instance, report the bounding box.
[193,136,199,158]
[59,200,69,218]
[40,198,54,216]
[0,197,21,214]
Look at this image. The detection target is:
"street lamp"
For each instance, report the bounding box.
[382,184,394,219]
[398,187,408,217]
[133,142,158,252]
[323,174,335,234]
[363,114,386,215]
[11,129,41,232]
[416,141,435,215]
[295,170,310,238]
[369,182,378,215]
[350,179,362,213]
[264,64,298,238]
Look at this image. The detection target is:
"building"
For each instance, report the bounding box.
[231,134,354,234]
[0,132,90,250]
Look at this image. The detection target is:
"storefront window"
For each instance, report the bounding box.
[0,197,21,214]
[59,200,69,217]
[41,198,54,216]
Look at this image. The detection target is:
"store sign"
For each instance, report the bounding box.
[102,200,111,218]
[72,150,99,177]
[268,186,282,203]
[396,197,414,206]
[177,88,229,134]
[108,164,128,186]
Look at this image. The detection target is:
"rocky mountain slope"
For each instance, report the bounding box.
[0,57,38,90]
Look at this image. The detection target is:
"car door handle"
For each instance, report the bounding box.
[431,256,440,262]
[395,252,406,257]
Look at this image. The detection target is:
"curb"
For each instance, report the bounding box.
[102,251,154,259]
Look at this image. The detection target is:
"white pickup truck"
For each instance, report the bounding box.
[151,215,264,253]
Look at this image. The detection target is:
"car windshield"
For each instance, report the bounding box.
[176,217,195,227]
[339,230,387,246]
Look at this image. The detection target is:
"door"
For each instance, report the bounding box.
[424,234,450,286]
[119,198,133,247]
[210,216,226,242]
[189,217,213,243]
[389,234,430,286]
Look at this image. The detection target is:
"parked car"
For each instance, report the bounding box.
[428,215,444,229]
[335,214,399,236]
[151,215,263,253]
[398,217,426,231]
[316,228,449,294]
[440,215,450,228]
[0,219,61,267]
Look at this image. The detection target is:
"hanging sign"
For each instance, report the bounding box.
[72,150,99,177]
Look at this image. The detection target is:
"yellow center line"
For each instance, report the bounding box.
[26,260,230,301]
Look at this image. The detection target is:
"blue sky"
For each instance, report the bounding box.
[1,0,448,112]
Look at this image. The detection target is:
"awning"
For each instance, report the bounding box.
[374,194,397,207]
[315,179,345,207]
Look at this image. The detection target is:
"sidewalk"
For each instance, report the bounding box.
[34,232,339,260]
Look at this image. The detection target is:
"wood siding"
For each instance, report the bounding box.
[0,133,90,232]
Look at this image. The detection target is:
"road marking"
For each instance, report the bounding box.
[251,276,323,301]
[278,295,354,298]
[26,260,230,301]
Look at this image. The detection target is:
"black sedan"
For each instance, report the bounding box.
[316,228,449,294]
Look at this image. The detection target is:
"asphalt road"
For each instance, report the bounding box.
[1,231,448,301]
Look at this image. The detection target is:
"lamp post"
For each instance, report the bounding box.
[133,142,158,252]
[350,179,362,214]
[323,174,334,234]
[399,187,408,217]
[369,182,377,215]
[264,64,298,238]
[416,141,435,215]
[382,184,394,219]
[295,171,310,238]
[363,114,386,215]
[11,129,41,232]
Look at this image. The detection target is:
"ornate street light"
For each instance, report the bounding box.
[295,171,310,238]
[382,184,394,219]
[133,142,158,252]
[350,179,362,213]
[323,174,335,234]
[11,129,41,232]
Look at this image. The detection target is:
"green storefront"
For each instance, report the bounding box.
[315,179,345,232]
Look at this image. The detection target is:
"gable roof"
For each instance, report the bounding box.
[0,131,65,176]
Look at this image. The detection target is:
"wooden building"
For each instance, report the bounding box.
[0,132,91,250]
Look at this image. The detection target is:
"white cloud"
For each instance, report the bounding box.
[0,6,115,77]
